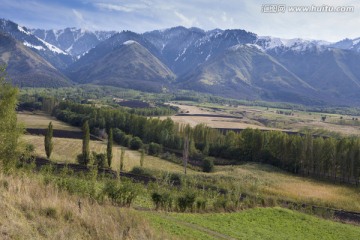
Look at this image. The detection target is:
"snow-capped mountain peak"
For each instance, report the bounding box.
[331,37,360,52]
[228,43,264,52]
[0,18,73,69]
[31,27,117,58]
[256,36,331,52]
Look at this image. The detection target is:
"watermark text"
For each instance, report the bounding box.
[261,4,355,13]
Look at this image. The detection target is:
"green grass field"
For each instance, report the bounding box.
[143,207,360,240]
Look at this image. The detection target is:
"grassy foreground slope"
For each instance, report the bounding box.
[144,208,360,240]
[0,173,159,240]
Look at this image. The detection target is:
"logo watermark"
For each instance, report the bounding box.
[261,4,355,13]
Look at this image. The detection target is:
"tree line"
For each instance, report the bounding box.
[128,106,177,116]
[52,101,360,185]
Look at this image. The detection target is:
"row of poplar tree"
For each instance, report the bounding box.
[44,120,146,171]
[53,101,360,185]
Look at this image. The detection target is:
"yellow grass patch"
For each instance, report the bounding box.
[21,135,189,174]
[0,173,156,239]
[215,164,360,212]
[17,112,80,132]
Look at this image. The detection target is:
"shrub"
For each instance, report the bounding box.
[113,128,124,143]
[148,142,163,156]
[52,175,103,201]
[202,157,214,173]
[177,192,196,212]
[59,165,74,177]
[19,143,35,166]
[168,173,181,185]
[130,137,143,150]
[196,198,207,212]
[77,153,86,165]
[40,164,55,175]
[151,191,173,211]
[130,167,153,177]
[122,135,133,147]
[103,181,139,207]
[151,192,162,210]
[190,152,205,162]
[92,152,107,169]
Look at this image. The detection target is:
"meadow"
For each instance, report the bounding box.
[143,207,360,240]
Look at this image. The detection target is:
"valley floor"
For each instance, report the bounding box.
[165,102,360,136]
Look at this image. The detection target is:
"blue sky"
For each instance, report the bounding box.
[1,0,359,42]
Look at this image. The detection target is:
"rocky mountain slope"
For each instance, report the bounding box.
[0,32,71,87]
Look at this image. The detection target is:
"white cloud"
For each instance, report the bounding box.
[72,9,84,22]
[72,9,97,30]
[95,3,133,12]
[174,11,199,28]
[94,1,151,13]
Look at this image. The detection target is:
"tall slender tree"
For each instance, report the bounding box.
[107,128,113,168]
[323,138,336,178]
[44,121,53,159]
[181,124,192,175]
[82,120,90,165]
[140,149,145,167]
[0,66,21,172]
[120,148,125,171]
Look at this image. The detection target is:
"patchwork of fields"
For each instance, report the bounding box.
[165,102,360,136]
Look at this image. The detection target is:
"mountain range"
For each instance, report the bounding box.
[1,18,360,106]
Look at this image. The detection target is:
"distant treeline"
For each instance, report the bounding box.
[18,93,177,117]
[53,101,360,185]
[128,106,178,116]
